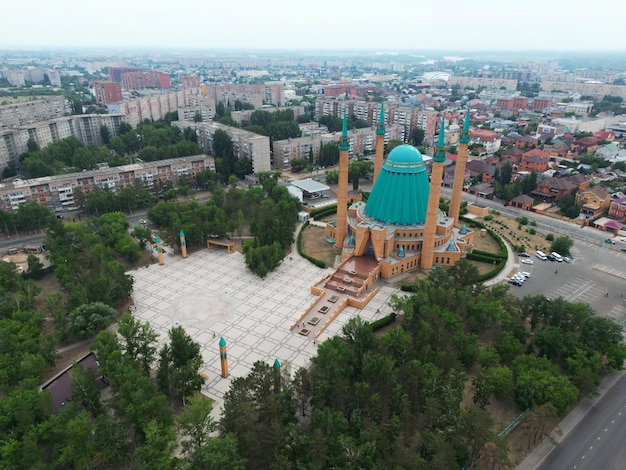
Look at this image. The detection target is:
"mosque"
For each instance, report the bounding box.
[324,106,474,278]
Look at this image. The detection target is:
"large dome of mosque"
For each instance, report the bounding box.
[364,144,430,225]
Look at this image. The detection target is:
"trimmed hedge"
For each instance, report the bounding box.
[296,221,326,268]
[370,312,397,331]
[310,205,337,220]
[400,284,419,292]
[471,249,506,260]
[477,259,506,282]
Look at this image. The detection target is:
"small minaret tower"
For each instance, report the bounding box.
[421,120,447,270]
[373,102,386,185]
[219,337,229,377]
[180,229,188,259]
[155,236,164,266]
[449,108,471,226]
[273,358,281,393]
[335,111,350,250]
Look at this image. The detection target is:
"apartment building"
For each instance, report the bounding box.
[94,82,123,106]
[121,70,170,90]
[273,124,403,170]
[113,90,190,127]
[180,76,202,89]
[173,121,271,173]
[540,81,626,100]
[229,105,306,126]
[0,114,124,170]
[108,67,143,82]
[0,154,215,212]
[201,83,285,108]
[448,76,519,91]
[0,97,70,129]
[315,98,437,137]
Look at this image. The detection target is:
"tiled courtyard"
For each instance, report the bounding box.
[130,247,399,411]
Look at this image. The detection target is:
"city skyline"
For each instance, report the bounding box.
[1,0,625,53]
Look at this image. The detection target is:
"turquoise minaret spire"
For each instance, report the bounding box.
[433,119,446,163]
[338,111,350,151]
[273,358,281,393]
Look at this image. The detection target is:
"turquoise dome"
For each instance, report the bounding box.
[364,144,430,225]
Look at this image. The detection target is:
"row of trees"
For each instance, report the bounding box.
[18,120,201,179]
[147,172,300,277]
[44,213,137,311]
[492,162,538,201]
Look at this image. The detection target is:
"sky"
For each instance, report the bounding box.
[1,0,625,52]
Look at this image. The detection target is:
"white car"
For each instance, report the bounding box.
[563,257,571,263]
[621,237,626,242]
[521,258,534,265]
[536,252,547,260]
[518,272,531,278]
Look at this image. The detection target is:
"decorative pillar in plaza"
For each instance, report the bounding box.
[273,358,281,393]
[219,337,229,378]
[373,102,386,185]
[180,229,188,259]
[155,236,164,266]
[449,107,471,226]
[335,111,350,250]
[420,120,447,270]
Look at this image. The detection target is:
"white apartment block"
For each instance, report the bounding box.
[173,121,271,174]
[0,154,215,212]
[0,96,71,129]
[0,114,124,170]
[273,124,403,170]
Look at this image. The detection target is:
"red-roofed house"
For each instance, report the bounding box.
[595,130,616,142]
[470,129,501,154]
[521,149,550,173]
[531,177,576,202]
[509,194,535,210]
[576,186,611,217]
[609,197,626,223]
[573,136,599,155]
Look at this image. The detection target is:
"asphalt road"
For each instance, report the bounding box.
[537,373,626,470]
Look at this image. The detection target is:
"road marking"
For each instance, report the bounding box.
[590,446,593,450]
[605,428,608,431]
[597,436,601,440]
[619,412,622,416]
[582,455,585,459]
[612,420,615,423]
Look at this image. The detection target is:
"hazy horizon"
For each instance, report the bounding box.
[2,0,624,53]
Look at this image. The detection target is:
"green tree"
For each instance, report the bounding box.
[193,111,203,123]
[26,254,45,279]
[550,235,574,257]
[100,124,111,144]
[117,313,158,374]
[157,326,205,405]
[411,127,425,146]
[68,302,117,339]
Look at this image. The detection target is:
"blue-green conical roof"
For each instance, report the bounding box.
[219,336,226,347]
[364,145,430,225]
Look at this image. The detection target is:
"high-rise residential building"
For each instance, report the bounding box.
[0,114,124,170]
[121,70,170,90]
[108,67,142,83]
[0,96,70,129]
[173,121,271,174]
[94,82,123,106]
[180,76,202,89]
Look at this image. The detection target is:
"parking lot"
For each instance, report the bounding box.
[506,240,626,328]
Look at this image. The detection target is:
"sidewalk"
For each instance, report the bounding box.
[483,236,517,287]
[516,369,626,469]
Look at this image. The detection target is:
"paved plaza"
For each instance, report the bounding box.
[130,246,398,411]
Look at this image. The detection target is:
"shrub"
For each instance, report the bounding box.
[296,221,326,268]
[545,233,555,241]
[370,312,397,331]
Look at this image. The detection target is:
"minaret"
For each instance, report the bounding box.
[155,236,164,266]
[373,103,386,185]
[421,120,447,270]
[179,230,188,259]
[219,337,229,377]
[273,358,281,393]
[449,108,471,226]
[335,111,350,250]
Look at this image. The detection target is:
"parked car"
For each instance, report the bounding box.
[620,237,626,242]
[519,272,531,278]
[551,252,563,262]
[508,278,523,286]
[521,259,534,265]
[547,254,556,261]
[563,257,571,263]
[605,238,616,245]
[536,251,547,260]
[518,253,530,258]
